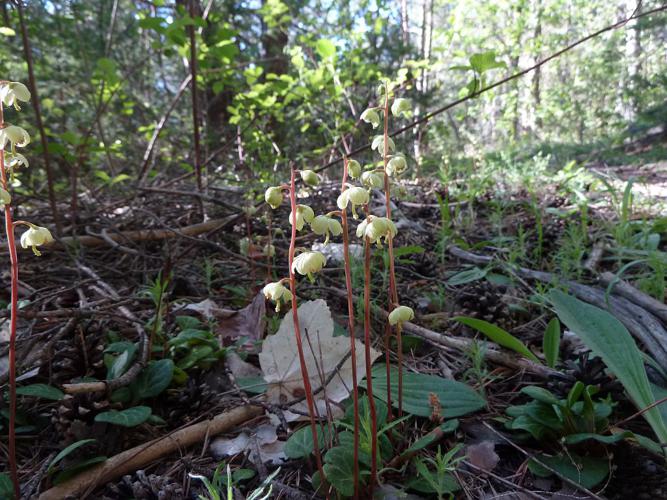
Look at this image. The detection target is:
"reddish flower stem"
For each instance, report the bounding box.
[0,102,21,499]
[340,155,360,499]
[382,88,403,417]
[287,166,324,478]
[363,219,378,491]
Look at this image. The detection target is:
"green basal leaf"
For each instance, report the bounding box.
[454,316,541,363]
[94,406,152,427]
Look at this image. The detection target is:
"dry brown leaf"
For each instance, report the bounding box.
[259,299,380,421]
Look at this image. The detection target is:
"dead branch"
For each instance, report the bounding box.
[38,404,263,500]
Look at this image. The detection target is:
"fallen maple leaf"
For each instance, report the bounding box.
[259,299,379,421]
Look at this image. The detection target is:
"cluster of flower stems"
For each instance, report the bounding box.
[263,82,414,497]
[0,80,54,499]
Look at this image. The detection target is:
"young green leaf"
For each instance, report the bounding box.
[16,383,64,401]
[454,316,541,363]
[543,317,561,368]
[133,359,174,399]
[47,439,97,474]
[94,406,152,427]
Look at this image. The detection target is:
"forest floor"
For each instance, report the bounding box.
[4,135,667,499]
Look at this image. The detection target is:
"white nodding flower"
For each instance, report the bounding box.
[361,170,384,189]
[0,82,31,111]
[300,169,320,187]
[264,244,276,257]
[387,154,407,176]
[347,159,361,179]
[311,214,343,245]
[265,186,283,209]
[337,186,369,219]
[289,204,315,231]
[388,305,415,326]
[0,187,11,206]
[6,152,28,169]
[0,125,30,150]
[391,98,411,118]
[356,215,397,247]
[262,282,292,312]
[20,224,53,256]
[292,251,326,280]
[360,108,381,129]
[371,135,395,155]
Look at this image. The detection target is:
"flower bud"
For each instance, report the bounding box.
[0,125,30,149]
[387,154,407,176]
[262,281,292,312]
[371,135,395,155]
[337,186,369,219]
[360,108,381,129]
[361,171,384,189]
[0,82,30,111]
[356,215,397,246]
[300,169,320,187]
[311,215,343,245]
[292,251,327,280]
[391,98,411,118]
[289,204,315,231]
[388,305,414,326]
[265,186,283,209]
[20,224,53,256]
[0,187,11,206]
[347,159,361,179]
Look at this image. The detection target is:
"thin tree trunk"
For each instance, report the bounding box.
[16,0,62,234]
[187,0,204,196]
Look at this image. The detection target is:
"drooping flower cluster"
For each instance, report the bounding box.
[0,81,52,257]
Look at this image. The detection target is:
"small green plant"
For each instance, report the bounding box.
[409,444,464,499]
[506,383,614,442]
[190,463,276,500]
[168,316,225,371]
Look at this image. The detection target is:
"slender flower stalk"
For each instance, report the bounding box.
[340,155,360,499]
[381,85,403,417]
[0,100,21,499]
[286,165,324,478]
[363,206,379,492]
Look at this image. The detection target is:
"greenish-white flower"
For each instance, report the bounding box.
[0,187,10,206]
[360,108,381,129]
[0,82,30,111]
[356,215,397,246]
[391,98,411,118]
[289,204,315,231]
[6,152,28,169]
[361,170,384,189]
[387,154,407,176]
[265,186,283,209]
[347,159,361,179]
[292,251,326,280]
[0,125,30,149]
[371,135,395,155]
[262,282,292,312]
[311,215,343,245]
[20,224,53,256]
[337,186,369,219]
[388,305,414,326]
[300,169,320,187]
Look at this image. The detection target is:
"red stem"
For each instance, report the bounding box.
[340,156,360,499]
[382,88,403,417]
[0,102,21,499]
[363,223,378,491]
[287,166,324,478]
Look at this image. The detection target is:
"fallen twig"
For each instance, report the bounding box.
[38,404,263,500]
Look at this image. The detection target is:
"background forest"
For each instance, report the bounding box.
[0,0,667,499]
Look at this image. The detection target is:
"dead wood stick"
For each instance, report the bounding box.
[583,241,608,273]
[599,271,667,324]
[38,405,263,500]
[0,216,237,251]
